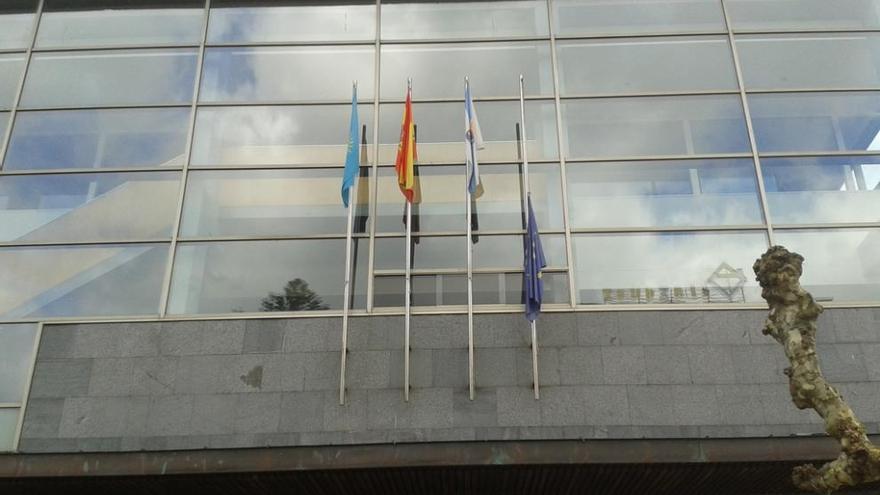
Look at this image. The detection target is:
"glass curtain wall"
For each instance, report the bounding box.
[0,0,878,322]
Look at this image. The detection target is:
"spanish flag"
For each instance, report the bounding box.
[395,86,419,203]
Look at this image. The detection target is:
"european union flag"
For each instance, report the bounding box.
[523,196,546,322]
[341,84,359,207]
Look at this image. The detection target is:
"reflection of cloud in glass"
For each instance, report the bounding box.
[36,9,203,48]
[0,55,25,109]
[572,232,768,303]
[208,5,375,43]
[381,1,548,40]
[0,13,35,50]
[553,0,725,36]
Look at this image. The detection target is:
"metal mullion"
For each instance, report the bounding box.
[559,89,741,100]
[721,0,775,246]
[188,163,348,171]
[158,0,211,318]
[206,40,376,49]
[178,234,356,243]
[375,158,559,168]
[565,152,753,163]
[379,96,555,105]
[759,150,880,158]
[379,35,550,45]
[0,238,168,249]
[547,0,577,309]
[0,0,43,172]
[0,49,27,55]
[366,0,381,312]
[373,230,566,238]
[746,87,880,94]
[197,99,359,107]
[570,225,767,235]
[0,403,21,409]
[31,43,201,53]
[0,166,182,176]
[13,322,41,452]
[773,223,880,231]
[14,103,193,112]
[553,31,729,41]
[732,27,880,36]
[374,265,569,277]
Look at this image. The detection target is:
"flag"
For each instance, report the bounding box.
[523,196,546,322]
[464,83,485,198]
[341,84,359,207]
[395,86,419,203]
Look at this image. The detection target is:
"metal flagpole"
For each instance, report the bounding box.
[339,80,358,406]
[519,75,539,400]
[465,77,475,401]
[404,77,413,402]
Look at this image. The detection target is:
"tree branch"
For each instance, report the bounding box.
[754,246,880,493]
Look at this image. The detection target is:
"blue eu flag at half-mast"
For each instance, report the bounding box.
[341,84,359,207]
[524,196,546,322]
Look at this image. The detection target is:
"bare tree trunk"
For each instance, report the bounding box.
[754,246,880,493]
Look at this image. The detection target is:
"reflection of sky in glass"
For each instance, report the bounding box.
[558,37,737,95]
[374,235,565,271]
[738,34,880,90]
[553,0,725,36]
[181,169,368,237]
[168,240,368,314]
[21,49,198,108]
[0,55,25,110]
[567,159,763,228]
[382,1,548,40]
[0,172,180,242]
[750,92,880,152]
[776,229,880,302]
[763,157,880,224]
[727,0,880,31]
[191,105,374,167]
[0,323,37,403]
[562,95,750,159]
[201,46,375,103]
[36,8,203,48]
[573,231,767,304]
[0,244,167,318]
[4,108,191,170]
[0,12,34,50]
[208,4,375,43]
[381,42,553,99]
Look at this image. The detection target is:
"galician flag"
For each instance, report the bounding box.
[396,85,419,203]
[464,82,485,197]
[341,84,359,207]
[523,196,546,322]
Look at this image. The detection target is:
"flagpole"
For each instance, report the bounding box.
[465,77,476,401]
[404,77,412,402]
[519,74,540,400]
[339,80,357,406]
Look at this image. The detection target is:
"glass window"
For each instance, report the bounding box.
[191,105,374,167]
[572,231,767,305]
[473,234,567,269]
[36,4,204,48]
[727,0,880,31]
[381,0,548,40]
[0,112,9,150]
[374,234,566,271]
[0,409,17,452]
[566,159,763,228]
[375,166,467,234]
[0,324,37,403]
[379,100,558,164]
[738,34,880,91]
[749,92,880,153]
[168,239,368,314]
[557,37,737,96]
[561,95,750,159]
[762,156,880,225]
[3,108,191,171]
[208,2,375,44]
[552,0,725,36]
[373,271,569,307]
[0,2,35,50]
[0,54,25,110]
[201,46,375,103]
[0,172,180,243]
[181,168,370,238]
[775,229,880,303]
[476,163,565,231]
[20,49,198,108]
[0,243,168,318]
[381,42,552,100]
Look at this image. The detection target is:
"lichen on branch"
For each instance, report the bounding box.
[754,246,880,494]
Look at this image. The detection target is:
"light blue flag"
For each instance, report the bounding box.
[464,83,485,197]
[341,85,359,207]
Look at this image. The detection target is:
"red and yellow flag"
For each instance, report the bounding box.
[395,86,419,203]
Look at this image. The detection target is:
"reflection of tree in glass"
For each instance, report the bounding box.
[260,278,328,311]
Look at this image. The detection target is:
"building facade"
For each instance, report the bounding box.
[1,0,880,492]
